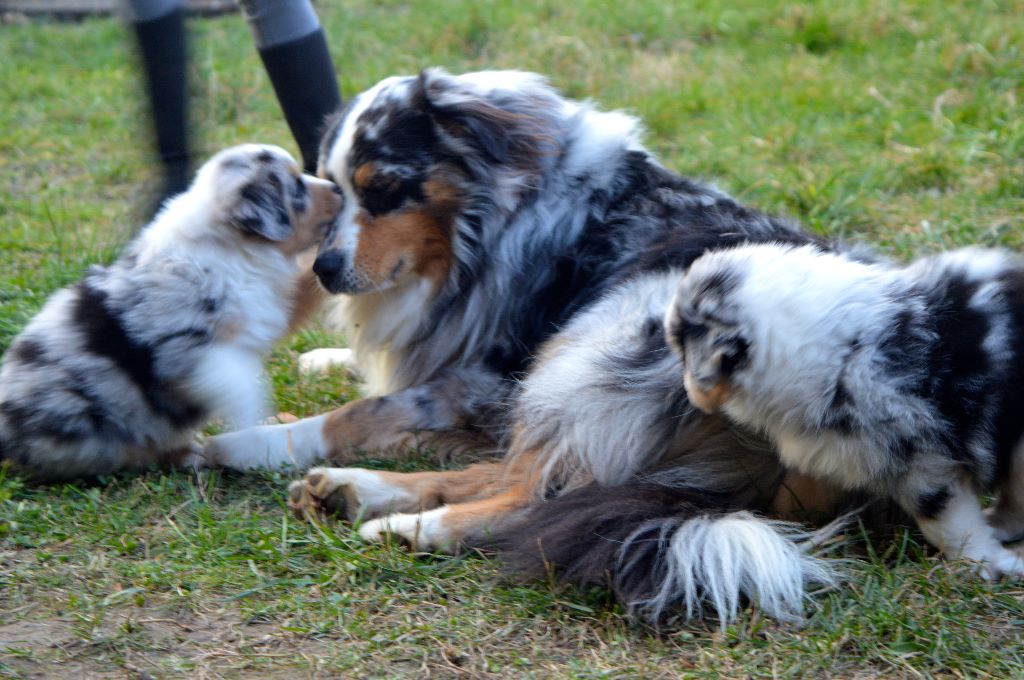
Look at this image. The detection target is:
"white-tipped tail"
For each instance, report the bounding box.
[627,512,840,627]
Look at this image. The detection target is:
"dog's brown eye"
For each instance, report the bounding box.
[358,168,424,216]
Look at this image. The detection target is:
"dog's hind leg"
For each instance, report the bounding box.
[287,449,539,524]
[202,367,504,471]
[288,448,540,522]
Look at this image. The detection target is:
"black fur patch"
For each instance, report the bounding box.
[8,338,49,366]
[153,328,211,347]
[670,317,708,349]
[920,275,993,468]
[359,168,426,217]
[492,482,733,622]
[916,486,950,519]
[72,279,201,427]
[351,108,442,171]
[291,175,309,214]
[615,318,673,378]
[887,435,916,461]
[991,269,1024,482]
[822,380,855,434]
[716,336,749,378]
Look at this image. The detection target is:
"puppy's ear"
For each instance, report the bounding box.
[224,170,293,242]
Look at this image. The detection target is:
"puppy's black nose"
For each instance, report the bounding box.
[313,250,346,282]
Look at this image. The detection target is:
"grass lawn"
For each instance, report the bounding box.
[2,1,1023,677]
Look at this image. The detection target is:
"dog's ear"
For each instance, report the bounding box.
[223,168,293,242]
[415,68,557,169]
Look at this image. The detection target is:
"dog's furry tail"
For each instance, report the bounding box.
[493,482,842,628]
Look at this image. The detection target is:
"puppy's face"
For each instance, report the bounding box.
[666,263,751,415]
[205,144,343,256]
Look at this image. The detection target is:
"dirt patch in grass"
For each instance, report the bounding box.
[1,604,342,678]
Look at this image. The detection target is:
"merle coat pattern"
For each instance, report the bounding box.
[203,70,840,626]
[0,145,341,479]
[668,243,1024,577]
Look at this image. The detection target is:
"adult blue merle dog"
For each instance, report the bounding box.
[204,68,841,626]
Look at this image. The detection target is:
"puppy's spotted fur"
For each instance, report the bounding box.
[668,243,1024,577]
[0,145,341,480]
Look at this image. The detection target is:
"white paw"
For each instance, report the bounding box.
[298,348,358,375]
[358,508,455,552]
[203,416,327,471]
[967,547,1024,580]
[287,467,414,521]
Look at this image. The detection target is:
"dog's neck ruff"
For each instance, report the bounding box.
[328,79,646,396]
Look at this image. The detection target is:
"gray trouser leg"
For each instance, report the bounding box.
[237,0,323,48]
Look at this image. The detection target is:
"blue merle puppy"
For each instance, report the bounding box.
[0,145,341,480]
[667,242,1024,577]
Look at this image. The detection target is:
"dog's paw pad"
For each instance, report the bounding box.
[287,467,354,521]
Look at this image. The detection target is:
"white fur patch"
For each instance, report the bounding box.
[297,348,359,375]
[918,481,1024,578]
[358,507,454,552]
[633,512,838,627]
[204,414,328,471]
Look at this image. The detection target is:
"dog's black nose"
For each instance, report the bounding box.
[313,250,346,283]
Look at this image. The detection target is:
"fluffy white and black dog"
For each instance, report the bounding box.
[0,145,341,480]
[201,69,844,626]
[668,243,1024,577]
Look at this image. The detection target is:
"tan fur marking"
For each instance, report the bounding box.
[438,485,532,540]
[528,332,575,374]
[277,177,342,257]
[770,469,847,518]
[422,177,462,212]
[320,399,381,457]
[369,449,541,511]
[683,371,735,414]
[352,209,453,289]
[353,162,376,190]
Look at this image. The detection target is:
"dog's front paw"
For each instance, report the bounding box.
[203,426,290,471]
[358,508,456,553]
[203,417,328,471]
[287,467,416,523]
[287,467,359,521]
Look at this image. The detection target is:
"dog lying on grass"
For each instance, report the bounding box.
[0,144,341,480]
[667,242,1024,577]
